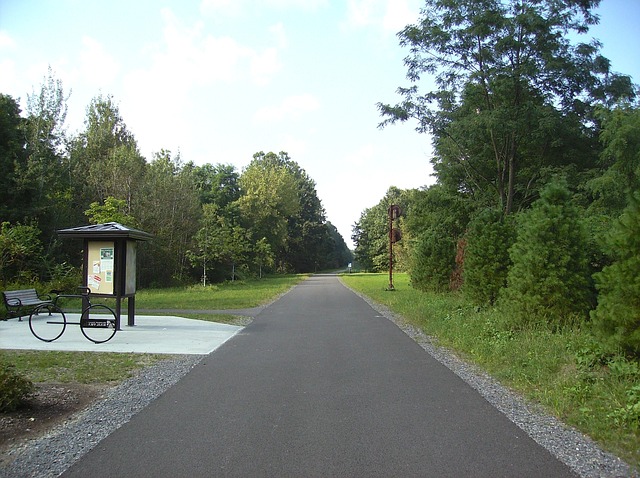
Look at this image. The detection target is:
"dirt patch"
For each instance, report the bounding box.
[0,382,107,466]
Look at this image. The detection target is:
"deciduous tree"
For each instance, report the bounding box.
[379,0,634,215]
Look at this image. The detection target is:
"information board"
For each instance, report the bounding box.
[86,241,115,295]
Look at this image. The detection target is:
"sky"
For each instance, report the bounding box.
[1,0,639,248]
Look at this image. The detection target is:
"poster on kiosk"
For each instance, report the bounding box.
[87,241,115,295]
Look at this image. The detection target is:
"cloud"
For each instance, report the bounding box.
[265,0,328,10]
[346,0,376,28]
[253,94,321,122]
[345,0,418,33]
[200,0,327,15]
[120,7,286,160]
[269,22,288,49]
[153,8,281,86]
[281,134,308,157]
[0,31,16,49]
[251,47,282,86]
[343,143,375,166]
[79,36,120,87]
[0,59,18,95]
[382,0,418,32]
[199,0,242,16]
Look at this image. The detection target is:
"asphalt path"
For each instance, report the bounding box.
[62,274,577,477]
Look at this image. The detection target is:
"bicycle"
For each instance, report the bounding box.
[28,287,118,344]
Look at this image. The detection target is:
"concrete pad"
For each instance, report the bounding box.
[0,315,243,355]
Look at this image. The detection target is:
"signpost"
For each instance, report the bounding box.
[387,205,402,291]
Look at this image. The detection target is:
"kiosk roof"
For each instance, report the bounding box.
[57,222,153,241]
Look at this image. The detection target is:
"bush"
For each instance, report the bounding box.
[463,209,516,305]
[409,225,456,292]
[0,360,35,412]
[591,192,640,355]
[46,262,82,292]
[0,222,45,286]
[500,178,592,326]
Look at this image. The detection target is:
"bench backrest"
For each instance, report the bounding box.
[3,289,40,305]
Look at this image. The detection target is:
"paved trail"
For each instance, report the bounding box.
[63,274,576,477]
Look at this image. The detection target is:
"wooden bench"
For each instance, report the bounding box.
[2,289,52,321]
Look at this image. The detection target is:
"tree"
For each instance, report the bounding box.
[325,222,353,270]
[193,163,240,210]
[0,222,44,285]
[68,94,142,207]
[585,105,640,219]
[246,151,333,272]
[352,187,410,272]
[85,196,137,227]
[237,153,301,263]
[16,69,73,239]
[403,184,471,291]
[500,178,592,326]
[0,94,26,224]
[379,0,635,215]
[591,192,640,355]
[254,237,274,279]
[463,208,516,305]
[137,151,201,286]
[189,204,252,283]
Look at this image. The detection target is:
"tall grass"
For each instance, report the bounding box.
[342,272,640,469]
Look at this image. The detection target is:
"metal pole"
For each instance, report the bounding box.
[388,205,394,290]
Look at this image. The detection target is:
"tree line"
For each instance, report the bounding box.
[352,0,639,356]
[0,75,352,289]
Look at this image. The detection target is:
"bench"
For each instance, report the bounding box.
[2,289,53,321]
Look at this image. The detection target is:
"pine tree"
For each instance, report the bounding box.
[591,192,640,355]
[500,178,592,326]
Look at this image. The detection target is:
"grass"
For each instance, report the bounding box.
[342,272,640,470]
[0,350,170,384]
[134,274,307,310]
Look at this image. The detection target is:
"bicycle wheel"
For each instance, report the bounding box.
[80,304,117,343]
[29,304,66,342]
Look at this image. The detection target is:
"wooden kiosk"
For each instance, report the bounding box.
[57,222,153,329]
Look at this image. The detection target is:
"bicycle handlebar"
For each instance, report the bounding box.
[50,287,93,306]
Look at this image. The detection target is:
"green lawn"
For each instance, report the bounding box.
[135,274,307,310]
[341,272,640,470]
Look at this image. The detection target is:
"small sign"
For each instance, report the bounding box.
[81,319,113,328]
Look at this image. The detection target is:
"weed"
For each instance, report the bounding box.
[608,385,640,430]
[0,360,35,412]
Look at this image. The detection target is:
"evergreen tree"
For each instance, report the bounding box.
[463,209,516,305]
[591,192,640,355]
[410,224,456,292]
[500,178,592,326]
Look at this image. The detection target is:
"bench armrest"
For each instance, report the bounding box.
[5,298,22,307]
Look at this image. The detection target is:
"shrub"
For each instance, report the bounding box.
[409,225,456,292]
[500,178,592,326]
[0,222,44,286]
[591,192,640,355]
[0,361,35,412]
[464,209,516,305]
[46,262,82,292]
